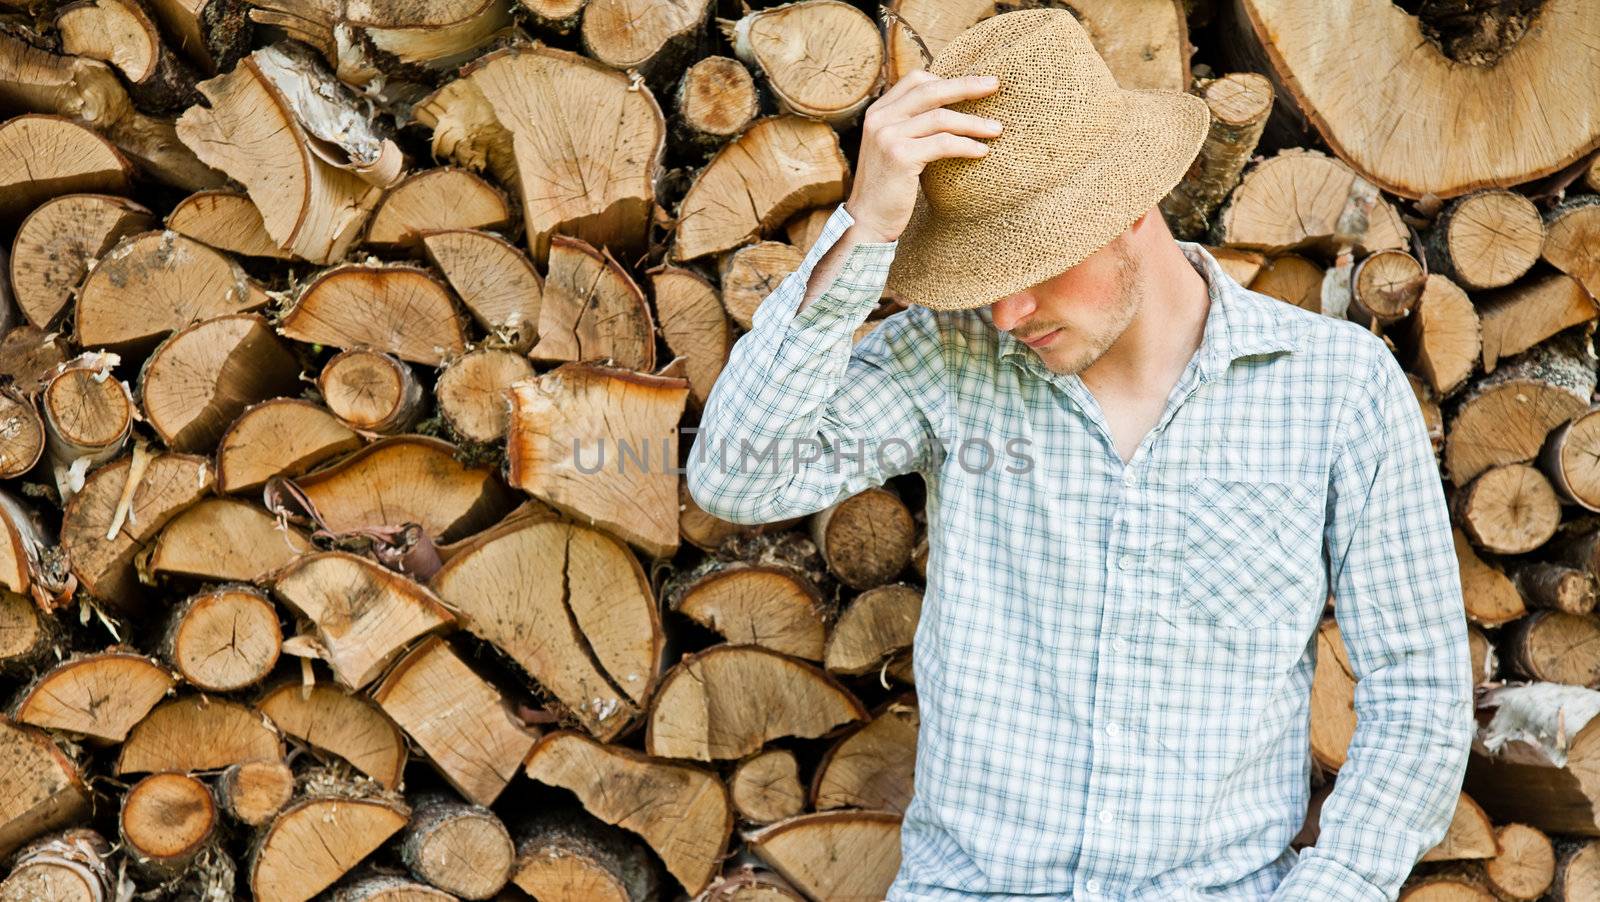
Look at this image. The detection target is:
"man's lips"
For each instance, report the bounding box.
[1019,327,1061,348]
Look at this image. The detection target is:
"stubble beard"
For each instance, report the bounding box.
[1042,243,1142,376]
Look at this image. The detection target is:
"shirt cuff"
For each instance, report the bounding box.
[783,202,900,333]
[1270,851,1387,902]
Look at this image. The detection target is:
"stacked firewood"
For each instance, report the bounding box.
[1,0,1600,899]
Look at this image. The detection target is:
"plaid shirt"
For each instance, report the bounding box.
[685,202,1476,901]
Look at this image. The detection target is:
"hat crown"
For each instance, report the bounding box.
[920,9,1124,214]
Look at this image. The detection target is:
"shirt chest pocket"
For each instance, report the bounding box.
[1179,477,1325,630]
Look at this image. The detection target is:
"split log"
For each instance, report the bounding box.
[0,31,220,190]
[1444,329,1598,487]
[435,348,532,444]
[1221,0,1600,198]
[0,391,44,480]
[430,516,660,741]
[160,585,281,691]
[646,643,867,761]
[1482,822,1556,901]
[1247,253,1323,312]
[515,0,585,36]
[420,228,541,350]
[365,168,513,250]
[1463,682,1600,835]
[673,56,758,155]
[1477,274,1598,373]
[40,353,134,495]
[56,0,202,114]
[175,42,398,264]
[164,189,292,259]
[148,497,311,582]
[1424,189,1545,291]
[327,873,454,902]
[812,488,916,590]
[1453,463,1562,556]
[663,561,827,661]
[784,206,833,255]
[1310,616,1356,772]
[59,449,211,610]
[1500,612,1600,688]
[1468,623,1498,686]
[824,583,920,676]
[245,0,512,91]
[271,551,455,690]
[1508,561,1596,617]
[1209,149,1408,255]
[1404,274,1480,398]
[810,694,917,814]
[216,399,361,494]
[1419,793,1497,863]
[118,771,220,882]
[507,363,689,558]
[720,0,881,127]
[318,350,426,435]
[522,729,732,896]
[508,806,662,902]
[0,490,50,604]
[76,230,270,355]
[140,0,251,74]
[256,682,407,789]
[216,759,295,826]
[1346,248,1425,327]
[1161,71,1273,241]
[370,636,538,806]
[455,45,665,265]
[1542,195,1600,300]
[731,749,805,825]
[1551,838,1600,900]
[280,265,467,366]
[581,0,710,88]
[0,829,110,900]
[1542,407,1600,514]
[0,327,69,396]
[0,115,132,223]
[248,774,410,902]
[993,0,1190,90]
[411,70,518,191]
[139,313,301,452]
[0,719,93,859]
[740,810,902,902]
[286,435,515,542]
[719,240,802,331]
[398,794,514,899]
[529,235,656,370]
[115,695,284,775]
[671,115,849,263]
[9,193,153,329]
[12,650,176,742]
[0,591,58,675]
[649,263,730,409]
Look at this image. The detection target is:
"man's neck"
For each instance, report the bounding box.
[1080,242,1212,401]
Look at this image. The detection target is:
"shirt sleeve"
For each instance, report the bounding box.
[684,202,946,525]
[1271,344,1476,901]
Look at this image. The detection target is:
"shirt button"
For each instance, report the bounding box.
[1122,470,1134,486]
[1098,807,1113,824]
[1117,553,1135,570]
[1106,721,1121,737]
[1086,878,1101,893]
[1112,637,1129,653]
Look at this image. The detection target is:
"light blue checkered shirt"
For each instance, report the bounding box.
[685,202,1476,901]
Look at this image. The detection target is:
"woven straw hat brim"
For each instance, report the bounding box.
[884,86,1211,312]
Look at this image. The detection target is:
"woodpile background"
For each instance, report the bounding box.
[1,0,1600,899]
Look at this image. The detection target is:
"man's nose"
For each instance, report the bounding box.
[990,292,1036,332]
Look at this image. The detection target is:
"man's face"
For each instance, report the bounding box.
[986,231,1141,376]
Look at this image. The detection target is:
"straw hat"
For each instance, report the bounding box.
[882,8,1211,311]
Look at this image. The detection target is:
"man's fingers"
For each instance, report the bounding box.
[891,107,1003,141]
[876,73,999,124]
[875,67,937,107]
[895,133,992,167]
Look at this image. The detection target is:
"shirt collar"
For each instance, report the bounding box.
[990,240,1302,383]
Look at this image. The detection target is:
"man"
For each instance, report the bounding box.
[685,9,1475,901]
